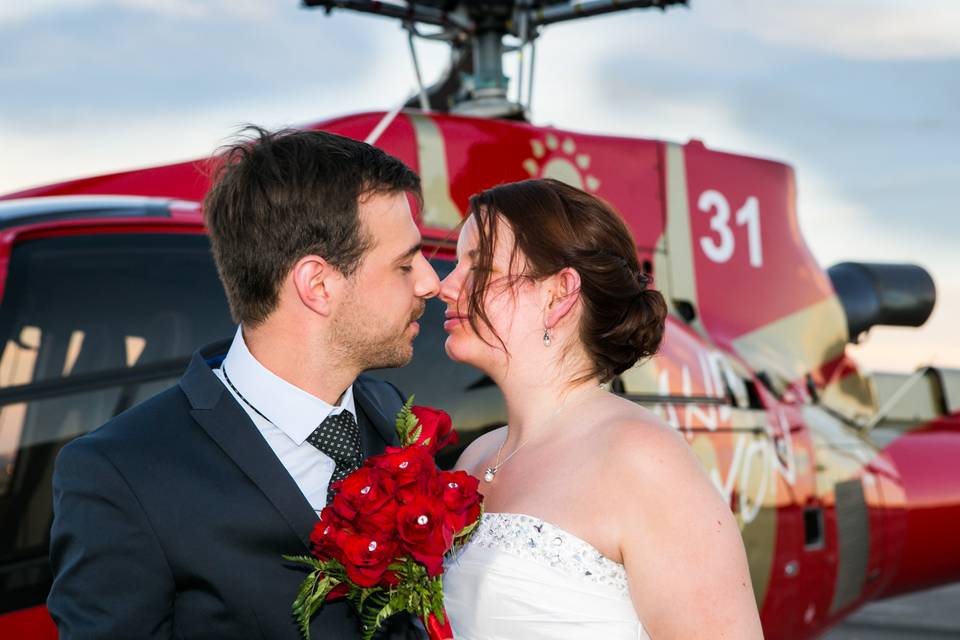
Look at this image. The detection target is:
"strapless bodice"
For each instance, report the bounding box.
[443,512,649,639]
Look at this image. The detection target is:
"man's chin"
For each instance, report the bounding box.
[366,345,414,370]
[392,349,414,368]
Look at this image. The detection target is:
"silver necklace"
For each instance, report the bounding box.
[484,435,530,482]
[483,384,607,483]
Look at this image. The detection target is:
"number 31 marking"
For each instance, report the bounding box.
[697,190,763,267]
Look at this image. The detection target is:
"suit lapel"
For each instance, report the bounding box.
[179,346,405,552]
[180,346,318,551]
[354,377,401,458]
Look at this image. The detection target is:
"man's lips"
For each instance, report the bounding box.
[407,306,426,335]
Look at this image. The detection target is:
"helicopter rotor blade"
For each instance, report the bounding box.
[303,1,475,32]
[529,0,688,27]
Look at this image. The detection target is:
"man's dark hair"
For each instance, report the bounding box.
[203,126,422,326]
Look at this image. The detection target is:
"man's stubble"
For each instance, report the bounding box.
[330,282,425,372]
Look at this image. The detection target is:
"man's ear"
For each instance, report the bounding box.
[544,267,581,329]
[291,255,344,317]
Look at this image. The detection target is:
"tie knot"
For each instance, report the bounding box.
[307,410,363,505]
[307,410,362,465]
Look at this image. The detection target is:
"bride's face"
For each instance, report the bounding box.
[439,214,546,375]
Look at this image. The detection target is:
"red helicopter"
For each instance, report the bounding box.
[0,2,957,638]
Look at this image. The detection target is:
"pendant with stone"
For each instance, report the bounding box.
[484,467,496,482]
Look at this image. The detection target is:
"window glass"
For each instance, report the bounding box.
[0,233,235,611]
[0,234,234,388]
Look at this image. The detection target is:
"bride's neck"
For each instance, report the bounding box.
[498,376,604,449]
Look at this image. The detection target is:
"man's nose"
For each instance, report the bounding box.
[417,259,441,299]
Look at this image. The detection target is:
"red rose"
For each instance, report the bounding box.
[433,470,483,534]
[311,506,349,563]
[325,582,349,601]
[396,495,454,576]
[370,446,435,488]
[334,528,399,588]
[410,406,459,455]
[332,466,396,522]
[381,568,401,588]
[354,499,399,537]
[396,479,432,506]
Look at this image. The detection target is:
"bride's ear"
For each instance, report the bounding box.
[544,267,581,329]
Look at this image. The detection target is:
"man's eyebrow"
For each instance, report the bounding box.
[394,242,423,263]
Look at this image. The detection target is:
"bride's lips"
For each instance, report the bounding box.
[443,311,467,332]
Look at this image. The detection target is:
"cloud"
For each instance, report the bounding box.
[0,0,270,25]
[0,2,411,128]
[0,6,447,193]
[541,10,960,254]
[698,0,960,60]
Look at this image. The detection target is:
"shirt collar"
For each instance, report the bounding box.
[220,325,356,445]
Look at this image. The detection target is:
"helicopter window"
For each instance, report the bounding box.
[804,506,825,549]
[674,300,697,324]
[0,232,235,613]
[743,378,766,410]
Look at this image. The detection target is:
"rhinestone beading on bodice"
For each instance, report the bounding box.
[464,512,630,597]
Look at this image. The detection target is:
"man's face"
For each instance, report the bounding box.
[332,191,440,370]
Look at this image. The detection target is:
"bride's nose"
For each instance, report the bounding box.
[439,266,465,304]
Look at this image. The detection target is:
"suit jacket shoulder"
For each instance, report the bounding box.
[356,374,406,410]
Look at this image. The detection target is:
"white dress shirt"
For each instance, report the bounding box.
[212,326,356,515]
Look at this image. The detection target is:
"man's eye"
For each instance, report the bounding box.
[400,265,413,273]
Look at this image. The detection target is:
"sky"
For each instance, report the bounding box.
[1,0,957,373]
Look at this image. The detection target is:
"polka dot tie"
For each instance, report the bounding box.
[306,411,363,504]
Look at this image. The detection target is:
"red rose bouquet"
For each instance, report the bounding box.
[285,398,482,640]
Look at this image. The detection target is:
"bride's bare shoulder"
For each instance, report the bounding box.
[599,399,763,637]
[453,426,508,475]
[599,397,703,485]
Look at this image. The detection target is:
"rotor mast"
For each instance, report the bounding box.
[303,1,687,119]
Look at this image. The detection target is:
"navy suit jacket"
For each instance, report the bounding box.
[48,339,423,640]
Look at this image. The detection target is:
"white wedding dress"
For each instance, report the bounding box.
[443,512,651,639]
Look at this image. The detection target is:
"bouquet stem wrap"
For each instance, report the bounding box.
[422,608,453,640]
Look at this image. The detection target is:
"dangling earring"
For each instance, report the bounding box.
[542,328,552,347]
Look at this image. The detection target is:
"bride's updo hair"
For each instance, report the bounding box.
[466,178,667,382]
